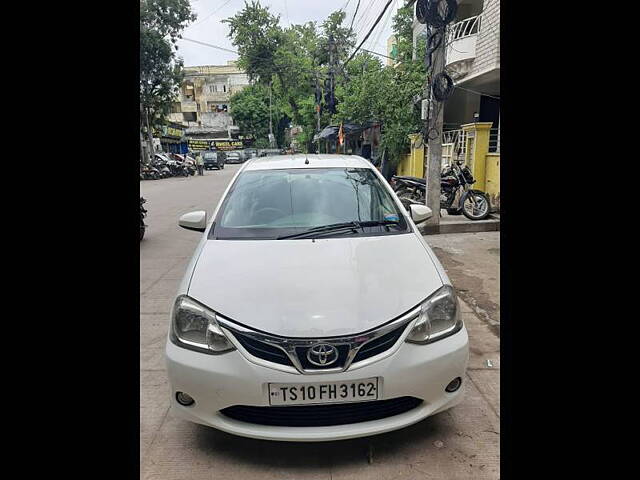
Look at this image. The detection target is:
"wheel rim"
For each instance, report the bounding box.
[463,194,488,218]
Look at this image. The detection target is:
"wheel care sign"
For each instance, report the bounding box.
[211,140,243,151]
[187,139,244,151]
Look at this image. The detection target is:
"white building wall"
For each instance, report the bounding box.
[471,0,500,76]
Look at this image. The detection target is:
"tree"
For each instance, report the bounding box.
[229,84,272,142]
[334,6,426,168]
[140,0,195,162]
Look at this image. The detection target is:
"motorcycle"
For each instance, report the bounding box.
[140,197,147,241]
[167,159,190,177]
[141,163,160,180]
[392,160,491,221]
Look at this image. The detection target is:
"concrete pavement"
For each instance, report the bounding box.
[140,166,500,479]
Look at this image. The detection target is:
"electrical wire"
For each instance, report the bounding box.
[185,0,237,31]
[346,0,395,66]
[179,37,239,54]
[348,0,361,37]
[370,0,397,51]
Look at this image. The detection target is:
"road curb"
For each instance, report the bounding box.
[419,215,500,235]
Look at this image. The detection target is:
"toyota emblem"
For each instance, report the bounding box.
[306,343,339,366]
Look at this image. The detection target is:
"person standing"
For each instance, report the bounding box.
[196,151,204,176]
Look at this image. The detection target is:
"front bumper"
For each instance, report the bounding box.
[165,327,469,441]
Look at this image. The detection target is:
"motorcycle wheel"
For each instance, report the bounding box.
[461,191,490,220]
[152,172,159,180]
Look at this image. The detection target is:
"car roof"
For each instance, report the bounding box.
[243,154,373,171]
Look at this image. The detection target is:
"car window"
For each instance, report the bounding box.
[213,168,408,239]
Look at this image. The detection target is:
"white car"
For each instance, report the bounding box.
[165,154,469,442]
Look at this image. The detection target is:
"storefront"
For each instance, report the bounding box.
[157,123,187,154]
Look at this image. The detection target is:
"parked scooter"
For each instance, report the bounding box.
[392,160,491,220]
[141,163,160,180]
[140,197,147,241]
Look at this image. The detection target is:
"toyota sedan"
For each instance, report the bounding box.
[165,154,469,441]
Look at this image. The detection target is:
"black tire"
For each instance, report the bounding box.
[461,191,490,220]
[446,208,462,215]
[221,164,224,169]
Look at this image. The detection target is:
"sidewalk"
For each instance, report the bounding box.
[424,231,500,335]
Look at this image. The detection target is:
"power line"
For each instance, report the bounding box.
[370,0,397,51]
[185,0,237,31]
[348,0,361,35]
[179,37,238,54]
[345,0,395,66]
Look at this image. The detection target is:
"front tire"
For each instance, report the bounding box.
[461,191,490,220]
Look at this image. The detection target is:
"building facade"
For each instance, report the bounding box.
[413,0,500,141]
[406,0,500,210]
[168,61,250,139]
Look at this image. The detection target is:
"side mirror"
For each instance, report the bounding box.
[410,204,432,223]
[179,211,207,232]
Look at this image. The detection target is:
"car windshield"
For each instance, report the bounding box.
[204,152,216,159]
[212,167,409,239]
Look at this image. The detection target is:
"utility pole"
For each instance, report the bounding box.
[268,81,275,148]
[424,25,444,227]
[315,73,321,153]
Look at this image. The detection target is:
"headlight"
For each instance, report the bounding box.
[170,295,235,354]
[405,285,463,344]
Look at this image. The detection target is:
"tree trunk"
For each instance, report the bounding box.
[144,106,155,157]
[140,103,150,164]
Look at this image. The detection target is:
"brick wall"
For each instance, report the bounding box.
[471,0,500,76]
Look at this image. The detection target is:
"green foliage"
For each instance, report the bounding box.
[225,1,425,158]
[140,0,195,128]
[222,1,284,84]
[335,6,426,167]
[228,84,272,141]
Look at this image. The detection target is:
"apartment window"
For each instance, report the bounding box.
[183,112,197,122]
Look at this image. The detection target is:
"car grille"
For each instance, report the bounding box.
[233,332,293,367]
[352,323,409,363]
[227,317,413,372]
[220,396,423,427]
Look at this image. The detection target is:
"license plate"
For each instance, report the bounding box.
[268,377,380,406]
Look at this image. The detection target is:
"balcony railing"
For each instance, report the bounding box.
[445,14,482,69]
[447,14,482,43]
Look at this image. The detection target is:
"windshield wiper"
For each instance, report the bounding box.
[276,220,400,240]
[276,222,360,240]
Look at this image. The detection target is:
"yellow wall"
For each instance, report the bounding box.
[398,126,500,211]
[396,134,424,177]
[485,153,500,210]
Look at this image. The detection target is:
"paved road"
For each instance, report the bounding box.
[140,166,499,479]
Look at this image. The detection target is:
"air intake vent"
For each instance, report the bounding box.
[220,396,423,427]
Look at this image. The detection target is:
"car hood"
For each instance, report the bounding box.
[187,234,443,337]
